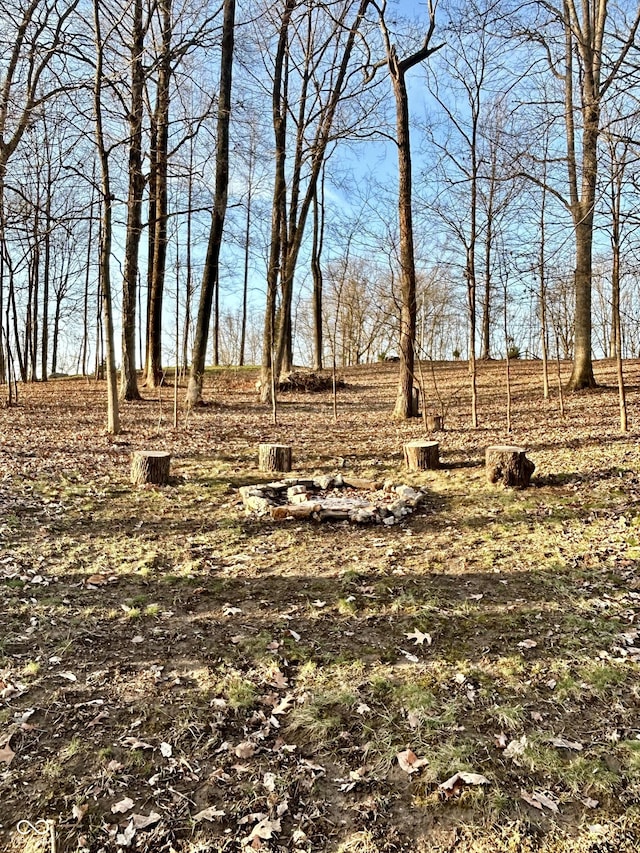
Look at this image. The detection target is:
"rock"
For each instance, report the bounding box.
[287,484,308,500]
[244,495,273,514]
[264,481,290,493]
[291,492,311,505]
[389,500,411,519]
[333,473,345,487]
[383,515,396,526]
[349,508,376,523]
[394,485,421,503]
[313,475,334,490]
[239,485,264,499]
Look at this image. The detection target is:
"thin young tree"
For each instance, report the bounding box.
[92,0,120,434]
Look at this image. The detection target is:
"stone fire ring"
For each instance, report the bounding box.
[239,474,426,525]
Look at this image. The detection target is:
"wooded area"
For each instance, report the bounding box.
[2,0,640,426]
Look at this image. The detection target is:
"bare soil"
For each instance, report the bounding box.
[1,359,640,852]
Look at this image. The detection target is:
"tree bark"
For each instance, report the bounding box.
[120,0,145,402]
[186,0,235,408]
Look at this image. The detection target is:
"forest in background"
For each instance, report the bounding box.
[2,0,640,424]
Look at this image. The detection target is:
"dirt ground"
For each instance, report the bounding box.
[1,359,640,852]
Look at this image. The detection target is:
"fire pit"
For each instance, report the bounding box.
[239,474,426,525]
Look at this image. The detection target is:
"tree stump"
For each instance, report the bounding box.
[426,414,443,432]
[486,445,535,489]
[258,443,292,473]
[131,450,171,485]
[403,440,439,471]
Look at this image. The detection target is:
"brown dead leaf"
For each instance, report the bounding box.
[397,748,428,774]
[85,574,111,587]
[269,670,288,689]
[405,628,432,646]
[248,817,281,841]
[551,736,583,751]
[72,803,88,823]
[439,771,490,797]
[111,797,135,814]
[0,742,15,765]
[193,806,226,822]
[132,812,162,830]
[234,741,255,759]
[521,789,559,812]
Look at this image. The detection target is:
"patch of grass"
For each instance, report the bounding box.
[489,703,525,731]
[216,671,258,710]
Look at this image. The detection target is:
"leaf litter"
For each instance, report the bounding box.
[2,362,640,851]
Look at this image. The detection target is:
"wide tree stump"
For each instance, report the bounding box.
[259,443,292,473]
[426,414,443,432]
[486,445,535,489]
[131,450,171,485]
[403,440,439,471]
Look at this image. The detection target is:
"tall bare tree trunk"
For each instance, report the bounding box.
[186,0,235,408]
[93,0,120,434]
[120,0,145,401]
[145,0,172,389]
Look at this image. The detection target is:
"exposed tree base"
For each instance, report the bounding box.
[426,414,443,431]
[258,444,292,472]
[567,375,597,391]
[131,450,171,485]
[486,445,534,489]
[567,361,596,391]
[120,389,143,402]
[403,440,439,471]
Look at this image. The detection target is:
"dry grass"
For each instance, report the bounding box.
[1,359,640,851]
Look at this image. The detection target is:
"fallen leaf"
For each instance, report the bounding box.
[289,629,301,642]
[248,817,281,840]
[223,605,242,616]
[521,789,559,812]
[121,737,153,750]
[517,639,537,650]
[112,797,135,814]
[59,671,77,682]
[85,574,110,586]
[234,741,255,759]
[262,772,276,792]
[270,671,288,689]
[160,742,172,758]
[72,803,88,823]
[193,806,226,822]
[115,820,136,847]
[551,736,583,751]
[400,649,419,663]
[405,628,432,646]
[397,748,428,774]
[582,797,599,809]
[439,771,490,796]
[272,694,294,715]
[0,742,15,765]
[494,732,508,749]
[504,735,528,759]
[132,812,161,830]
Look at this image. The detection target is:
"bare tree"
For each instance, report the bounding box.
[368,0,440,419]
[186,0,235,408]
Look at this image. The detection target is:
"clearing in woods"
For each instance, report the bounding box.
[1,359,640,852]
